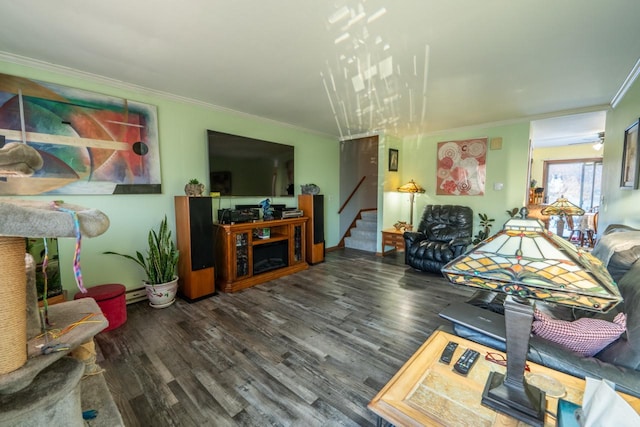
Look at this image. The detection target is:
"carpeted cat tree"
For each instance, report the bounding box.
[0,199,120,426]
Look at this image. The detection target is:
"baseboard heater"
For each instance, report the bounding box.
[125,287,148,305]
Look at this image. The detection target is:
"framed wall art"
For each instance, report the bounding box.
[436,138,487,196]
[0,72,161,195]
[389,148,398,171]
[621,118,640,189]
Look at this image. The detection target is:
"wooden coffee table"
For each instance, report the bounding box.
[368,330,640,426]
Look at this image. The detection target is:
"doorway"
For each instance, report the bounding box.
[339,135,379,239]
[529,111,606,234]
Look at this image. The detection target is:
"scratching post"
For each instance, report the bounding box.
[0,199,118,425]
[0,237,27,374]
[71,340,102,376]
[25,253,42,341]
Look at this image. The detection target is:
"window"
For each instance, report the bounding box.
[543,158,602,211]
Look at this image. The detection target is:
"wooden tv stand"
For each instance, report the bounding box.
[213,217,308,292]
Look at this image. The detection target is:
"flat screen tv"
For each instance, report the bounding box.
[207,130,294,197]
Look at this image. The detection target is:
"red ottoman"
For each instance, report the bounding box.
[74,284,126,332]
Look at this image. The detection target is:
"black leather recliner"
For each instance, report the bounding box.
[403,205,473,273]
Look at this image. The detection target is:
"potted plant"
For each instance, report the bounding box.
[472,212,495,245]
[104,216,179,308]
[184,178,205,196]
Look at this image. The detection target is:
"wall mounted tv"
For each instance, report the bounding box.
[207,130,294,197]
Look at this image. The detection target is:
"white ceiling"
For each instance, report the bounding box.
[0,0,639,140]
[530,111,607,148]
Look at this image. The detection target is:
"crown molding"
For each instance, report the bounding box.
[339,130,382,142]
[404,104,611,140]
[611,57,640,109]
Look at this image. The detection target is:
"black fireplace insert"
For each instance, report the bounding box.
[253,240,288,275]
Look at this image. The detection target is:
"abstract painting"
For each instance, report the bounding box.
[0,73,161,195]
[436,138,487,196]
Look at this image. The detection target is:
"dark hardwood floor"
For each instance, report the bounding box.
[95,249,474,426]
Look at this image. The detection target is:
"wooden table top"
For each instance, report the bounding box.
[368,330,640,426]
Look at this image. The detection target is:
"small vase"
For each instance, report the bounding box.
[184,183,205,197]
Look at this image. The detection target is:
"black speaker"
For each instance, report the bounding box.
[298,194,325,264]
[175,196,216,301]
[312,195,324,244]
[188,197,215,270]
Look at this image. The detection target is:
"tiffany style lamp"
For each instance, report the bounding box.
[397,179,425,226]
[541,196,585,237]
[441,208,621,426]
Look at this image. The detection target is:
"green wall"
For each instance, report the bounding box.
[390,123,531,236]
[6,54,638,298]
[0,60,339,297]
[601,78,640,231]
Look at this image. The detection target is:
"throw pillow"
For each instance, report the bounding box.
[531,308,627,357]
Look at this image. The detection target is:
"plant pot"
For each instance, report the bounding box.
[144,277,178,308]
[184,183,205,197]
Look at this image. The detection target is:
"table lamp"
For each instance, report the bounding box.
[441,208,621,426]
[541,196,585,236]
[397,179,425,226]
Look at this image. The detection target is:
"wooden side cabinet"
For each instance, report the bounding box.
[213,217,308,292]
[174,196,215,301]
[381,228,405,256]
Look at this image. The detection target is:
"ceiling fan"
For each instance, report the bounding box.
[565,131,605,147]
[592,131,605,150]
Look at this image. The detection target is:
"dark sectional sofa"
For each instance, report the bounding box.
[442,224,640,398]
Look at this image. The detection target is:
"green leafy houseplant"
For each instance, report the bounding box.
[104,216,179,285]
[472,208,522,245]
[506,207,520,218]
[472,213,495,245]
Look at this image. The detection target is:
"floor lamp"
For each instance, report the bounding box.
[442,207,621,426]
[397,179,425,226]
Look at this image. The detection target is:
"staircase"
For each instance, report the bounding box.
[344,210,378,253]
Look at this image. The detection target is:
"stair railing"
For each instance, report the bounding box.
[338,175,366,214]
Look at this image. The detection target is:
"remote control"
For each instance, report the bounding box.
[439,341,458,365]
[453,348,480,375]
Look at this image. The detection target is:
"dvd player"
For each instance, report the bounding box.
[281,209,303,218]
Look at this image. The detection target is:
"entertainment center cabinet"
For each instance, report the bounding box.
[213,217,308,292]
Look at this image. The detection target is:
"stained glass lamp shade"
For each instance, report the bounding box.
[541,196,585,236]
[441,210,620,425]
[397,179,425,225]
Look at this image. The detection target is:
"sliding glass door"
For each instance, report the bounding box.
[543,158,602,211]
